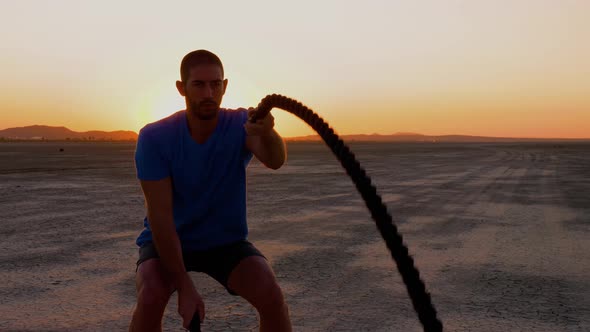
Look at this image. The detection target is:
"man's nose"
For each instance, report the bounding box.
[203,84,214,97]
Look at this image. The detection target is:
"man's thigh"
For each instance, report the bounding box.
[185,240,265,295]
[227,255,282,305]
[135,241,266,295]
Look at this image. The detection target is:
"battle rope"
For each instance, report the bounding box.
[250,94,443,332]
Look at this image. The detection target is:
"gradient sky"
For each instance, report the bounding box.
[1,0,588,138]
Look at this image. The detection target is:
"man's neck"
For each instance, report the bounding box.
[186,111,218,144]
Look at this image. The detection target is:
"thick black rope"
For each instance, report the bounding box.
[251,94,443,332]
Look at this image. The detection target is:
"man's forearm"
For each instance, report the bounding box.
[257,130,286,169]
[149,213,189,288]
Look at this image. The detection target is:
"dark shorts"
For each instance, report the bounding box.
[136,240,265,295]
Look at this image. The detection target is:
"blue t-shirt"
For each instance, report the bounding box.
[134,108,253,251]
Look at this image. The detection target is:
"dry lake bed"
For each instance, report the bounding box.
[1,141,589,331]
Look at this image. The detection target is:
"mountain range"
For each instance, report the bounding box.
[0,125,587,142]
[0,125,137,141]
[286,132,589,142]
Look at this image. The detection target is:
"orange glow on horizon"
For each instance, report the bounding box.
[0,1,589,139]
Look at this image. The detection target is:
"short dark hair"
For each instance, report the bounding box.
[180,49,224,83]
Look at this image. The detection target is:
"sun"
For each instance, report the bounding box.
[133,81,185,131]
[151,92,185,119]
[132,74,313,137]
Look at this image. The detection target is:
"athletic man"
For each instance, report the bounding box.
[130,50,292,331]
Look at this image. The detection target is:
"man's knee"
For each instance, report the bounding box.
[137,280,172,309]
[251,276,288,312]
[130,277,173,332]
[135,260,174,311]
[262,282,286,310]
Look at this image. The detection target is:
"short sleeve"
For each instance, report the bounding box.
[134,128,170,181]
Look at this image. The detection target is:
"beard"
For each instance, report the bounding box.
[188,98,220,120]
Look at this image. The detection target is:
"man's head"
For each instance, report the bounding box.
[176,50,228,121]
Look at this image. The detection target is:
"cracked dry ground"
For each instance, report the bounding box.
[1,142,589,331]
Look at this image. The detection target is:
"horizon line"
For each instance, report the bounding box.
[0,124,589,140]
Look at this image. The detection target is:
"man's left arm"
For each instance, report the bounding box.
[244,111,286,170]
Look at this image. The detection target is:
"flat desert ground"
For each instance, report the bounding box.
[1,141,589,331]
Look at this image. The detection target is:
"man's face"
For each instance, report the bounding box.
[180,64,227,120]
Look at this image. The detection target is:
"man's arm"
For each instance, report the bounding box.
[140,177,187,286]
[245,112,287,169]
[140,178,204,325]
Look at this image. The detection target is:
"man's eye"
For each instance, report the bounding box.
[193,82,203,87]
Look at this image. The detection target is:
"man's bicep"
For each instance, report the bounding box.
[140,177,173,218]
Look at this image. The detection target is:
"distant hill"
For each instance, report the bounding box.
[0,125,138,141]
[1,125,587,143]
[286,133,589,143]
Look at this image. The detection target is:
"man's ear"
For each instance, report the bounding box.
[176,80,186,97]
[222,78,228,94]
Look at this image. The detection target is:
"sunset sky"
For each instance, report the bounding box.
[1,0,588,138]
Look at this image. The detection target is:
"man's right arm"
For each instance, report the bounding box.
[140,178,204,325]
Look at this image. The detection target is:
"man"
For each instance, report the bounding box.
[130,50,292,331]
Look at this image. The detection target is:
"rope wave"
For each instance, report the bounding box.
[251,94,443,332]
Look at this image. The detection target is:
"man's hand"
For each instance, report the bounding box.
[245,109,275,137]
[244,109,286,170]
[177,275,205,329]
